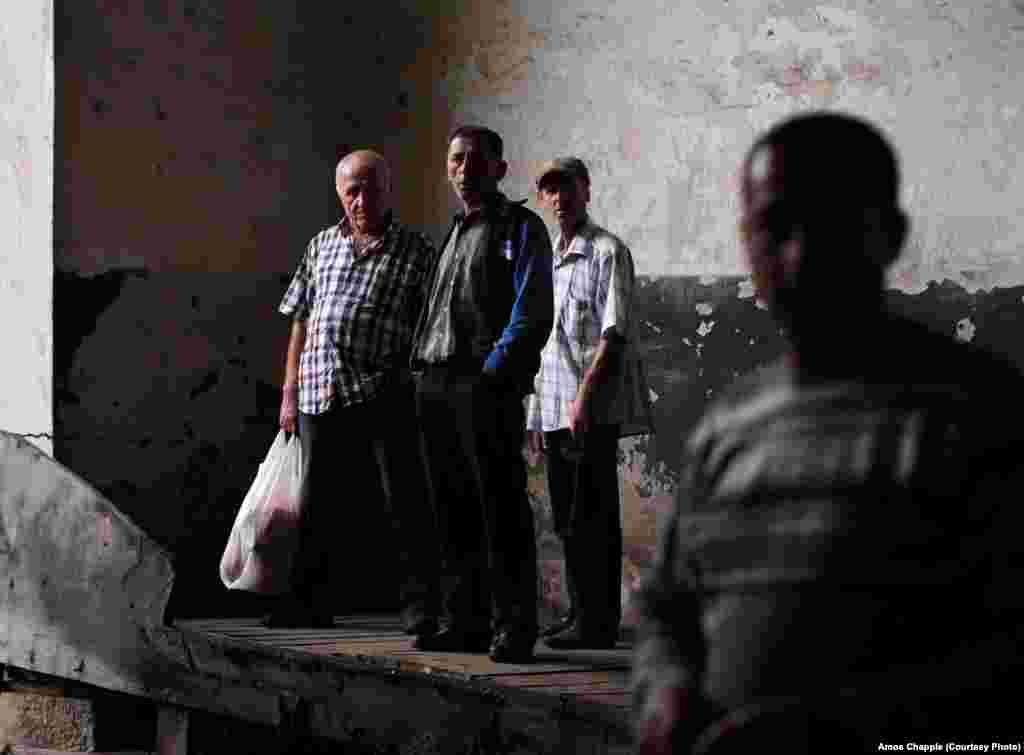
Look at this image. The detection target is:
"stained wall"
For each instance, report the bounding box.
[53,1,1024,620]
[397,0,1024,617]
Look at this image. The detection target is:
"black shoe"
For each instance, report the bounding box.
[540,613,575,639]
[413,626,491,653]
[489,629,536,663]
[543,624,617,650]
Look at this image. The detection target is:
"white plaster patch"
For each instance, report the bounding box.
[710,23,744,98]
[738,279,756,299]
[0,7,53,455]
[815,5,878,46]
[695,302,714,317]
[648,388,659,403]
[949,5,971,33]
[697,320,715,337]
[755,297,769,310]
[749,9,876,72]
[710,23,743,62]
[751,81,786,107]
[955,317,976,343]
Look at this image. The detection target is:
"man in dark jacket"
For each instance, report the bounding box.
[412,125,554,663]
[633,112,1024,751]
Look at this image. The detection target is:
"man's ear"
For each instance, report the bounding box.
[496,159,508,182]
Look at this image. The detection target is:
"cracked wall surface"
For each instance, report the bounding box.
[1,2,53,456]
[51,1,1024,621]
[410,0,1024,291]
[400,0,1024,618]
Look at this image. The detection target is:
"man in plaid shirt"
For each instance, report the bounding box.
[526,157,653,650]
[273,150,440,632]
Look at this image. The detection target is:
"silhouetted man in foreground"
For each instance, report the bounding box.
[633,112,1024,752]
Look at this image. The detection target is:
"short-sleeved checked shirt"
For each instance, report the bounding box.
[526,217,653,436]
[278,217,437,415]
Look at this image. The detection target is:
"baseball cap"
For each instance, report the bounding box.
[536,157,590,189]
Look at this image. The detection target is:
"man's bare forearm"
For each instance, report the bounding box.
[578,333,624,404]
[283,319,307,392]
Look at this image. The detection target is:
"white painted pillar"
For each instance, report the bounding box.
[0,1,53,456]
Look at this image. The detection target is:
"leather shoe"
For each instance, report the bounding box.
[403,616,440,638]
[540,613,575,639]
[543,624,617,650]
[413,626,491,653]
[489,629,536,663]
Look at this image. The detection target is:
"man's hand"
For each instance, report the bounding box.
[568,394,591,438]
[526,430,545,467]
[279,386,298,436]
[636,685,702,755]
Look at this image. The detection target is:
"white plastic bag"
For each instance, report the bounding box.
[219,430,305,594]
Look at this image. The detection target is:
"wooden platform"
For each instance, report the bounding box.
[174,615,636,753]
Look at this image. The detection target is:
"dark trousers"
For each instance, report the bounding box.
[415,367,538,637]
[544,425,622,634]
[289,381,439,626]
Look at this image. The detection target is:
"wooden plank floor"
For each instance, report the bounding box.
[178,615,634,713]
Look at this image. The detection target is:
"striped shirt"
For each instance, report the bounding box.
[279,217,437,415]
[632,318,1024,719]
[526,217,653,436]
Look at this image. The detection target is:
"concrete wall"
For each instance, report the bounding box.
[54,1,1024,621]
[400,0,1024,617]
[1,2,53,456]
[54,1,410,619]
[412,0,1024,288]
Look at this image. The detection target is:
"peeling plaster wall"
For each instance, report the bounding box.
[56,1,1024,622]
[1,3,53,456]
[402,0,1024,618]
[413,0,1024,292]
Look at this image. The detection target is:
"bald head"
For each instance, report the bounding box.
[336,150,391,189]
[336,150,392,236]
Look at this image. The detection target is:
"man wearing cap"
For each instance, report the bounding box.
[527,157,653,650]
[410,125,554,663]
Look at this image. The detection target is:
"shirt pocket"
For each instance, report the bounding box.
[342,301,378,356]
[562,288,593,345]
